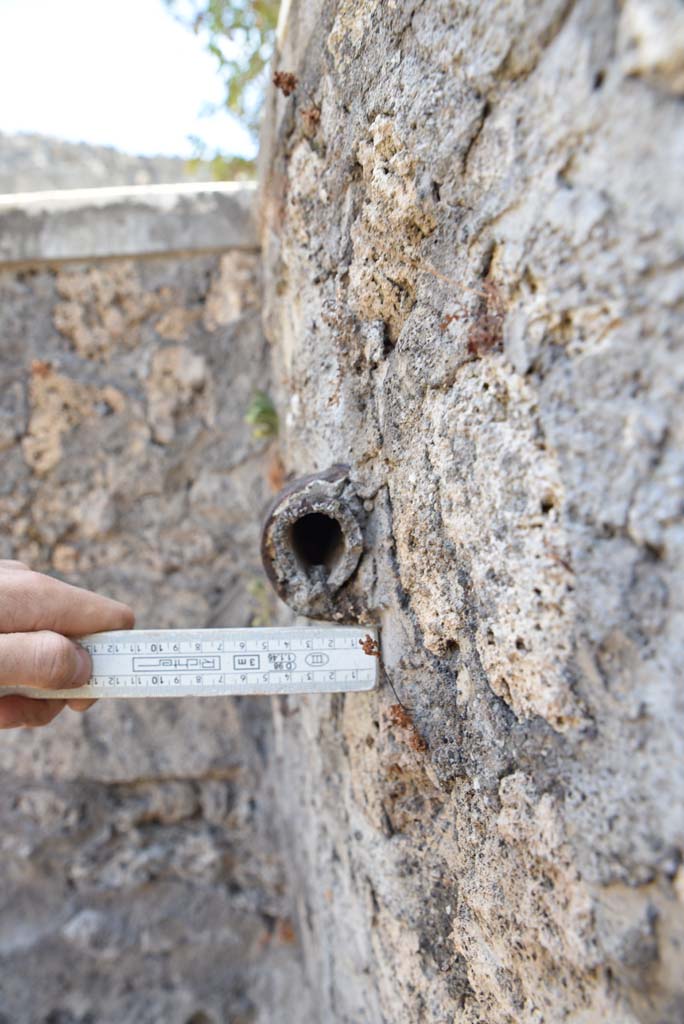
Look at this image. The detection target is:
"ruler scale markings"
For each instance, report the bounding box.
[0,626,378,700]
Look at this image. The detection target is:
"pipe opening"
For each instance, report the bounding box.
[290,513,345,574]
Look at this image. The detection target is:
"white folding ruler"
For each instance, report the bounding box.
[0,626,379,700]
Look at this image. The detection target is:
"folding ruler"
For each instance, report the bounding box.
[0,626,379,699]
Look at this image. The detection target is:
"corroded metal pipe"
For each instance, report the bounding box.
[260,465,365,621]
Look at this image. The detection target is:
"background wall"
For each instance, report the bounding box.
[258,0,684,1021]
[0,131,202,193]
[0,186,313,1024]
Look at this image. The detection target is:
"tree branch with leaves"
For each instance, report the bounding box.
[165,0,281,178]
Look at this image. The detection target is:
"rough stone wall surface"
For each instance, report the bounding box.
[258,1,684,1022]
[0,240,312,1022]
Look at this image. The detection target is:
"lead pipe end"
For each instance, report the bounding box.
[260,465,365,621]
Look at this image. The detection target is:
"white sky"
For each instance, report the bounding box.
[0,0,256,158]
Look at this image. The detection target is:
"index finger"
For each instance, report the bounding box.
[0,568,134,636]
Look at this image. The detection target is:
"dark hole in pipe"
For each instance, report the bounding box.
[290,513,345,573]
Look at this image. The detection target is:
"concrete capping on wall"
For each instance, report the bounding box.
[0,181,258,265]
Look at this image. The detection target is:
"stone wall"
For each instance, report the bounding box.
[0,186,313,1023]
[257,0,684,1021]
[0,131,204,194]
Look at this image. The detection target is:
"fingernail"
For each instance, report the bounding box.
[73,645,92,685]
[67,699,97,712]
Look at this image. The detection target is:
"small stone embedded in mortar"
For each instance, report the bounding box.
[260,465,366,621]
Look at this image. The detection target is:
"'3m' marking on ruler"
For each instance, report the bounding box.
[0,627,379,700]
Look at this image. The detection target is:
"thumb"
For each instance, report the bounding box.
[0,631,91,691]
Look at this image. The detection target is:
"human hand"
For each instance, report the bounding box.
[0,560,134,729]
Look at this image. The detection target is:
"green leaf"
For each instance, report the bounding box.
[245,391,279,439]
